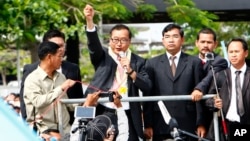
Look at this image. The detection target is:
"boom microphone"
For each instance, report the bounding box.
[158,101,182,141]
[158,101,210,141]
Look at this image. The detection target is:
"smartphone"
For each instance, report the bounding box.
[74,106,96,119]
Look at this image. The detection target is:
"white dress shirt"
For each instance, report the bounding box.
[226,64,246,122]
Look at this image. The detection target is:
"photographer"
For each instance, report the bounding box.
[70,91,128,141]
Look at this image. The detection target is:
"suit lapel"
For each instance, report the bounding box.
[126,54,136,95]
[161,54,174,81]
[242,67,250,97]
[174,53,187,80]
[130,54,136,71]
[61,61,68,76]
[225,69,232,100]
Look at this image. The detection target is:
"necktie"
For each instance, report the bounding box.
[235,71,245,116]
[201,60,206,65]
[170,56,176,76]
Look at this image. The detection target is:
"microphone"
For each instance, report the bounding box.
[158,101,211,141]
[169,118,182,141]
[71,126,79,134]
[118,51,128,72]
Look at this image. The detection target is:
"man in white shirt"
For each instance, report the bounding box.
[206,37,250,140]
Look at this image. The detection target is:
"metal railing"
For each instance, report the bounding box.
[58,94,219,141]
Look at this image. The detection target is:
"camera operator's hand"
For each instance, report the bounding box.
[112,91,122,108]
[83,91,101,107]
[104,126,115,141]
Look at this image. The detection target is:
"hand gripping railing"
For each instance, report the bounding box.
[58,94,219,141]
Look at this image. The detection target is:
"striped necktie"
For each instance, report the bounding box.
[235,70,245,116]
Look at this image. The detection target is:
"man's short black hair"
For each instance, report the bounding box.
[162,23,184,37]
[42,29,65,41]
[109,24,132,39]
[38,41,60,60]
[227,37,248,51]
[196,28,217,41]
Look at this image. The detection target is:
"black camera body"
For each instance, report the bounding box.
[99,91,116,102]
[205,52,214,61]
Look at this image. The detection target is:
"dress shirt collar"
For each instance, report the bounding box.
[230,63,247,74]
[166,50,181,60]
[198,54,206,63]
[37,66,60,80]
[166,50,181,66]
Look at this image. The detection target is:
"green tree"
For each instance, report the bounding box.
[0,0,156,83]
[165,0,219,45]
[0,0,75,62]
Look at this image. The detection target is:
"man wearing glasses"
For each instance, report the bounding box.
[83,4,152,141]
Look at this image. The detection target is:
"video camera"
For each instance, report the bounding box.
[72,106,96,141]
[205,52,214,61]
[99,91,116,102]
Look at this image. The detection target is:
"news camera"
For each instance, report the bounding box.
[71,106,96,141]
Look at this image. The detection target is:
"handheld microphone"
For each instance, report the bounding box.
[118,51,128,72]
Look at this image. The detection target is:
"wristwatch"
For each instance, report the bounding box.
[126,69,134,75]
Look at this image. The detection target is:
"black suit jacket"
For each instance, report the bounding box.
[195,53,228,94]
[19,60,83,123]
[207,67,250,124]
[85,30,152,138]
[143,52,205,136]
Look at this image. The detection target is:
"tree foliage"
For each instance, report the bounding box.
[0,0,70,46]
[164,0,219,45]
[164,0,250,60]
[0,0,157,84]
